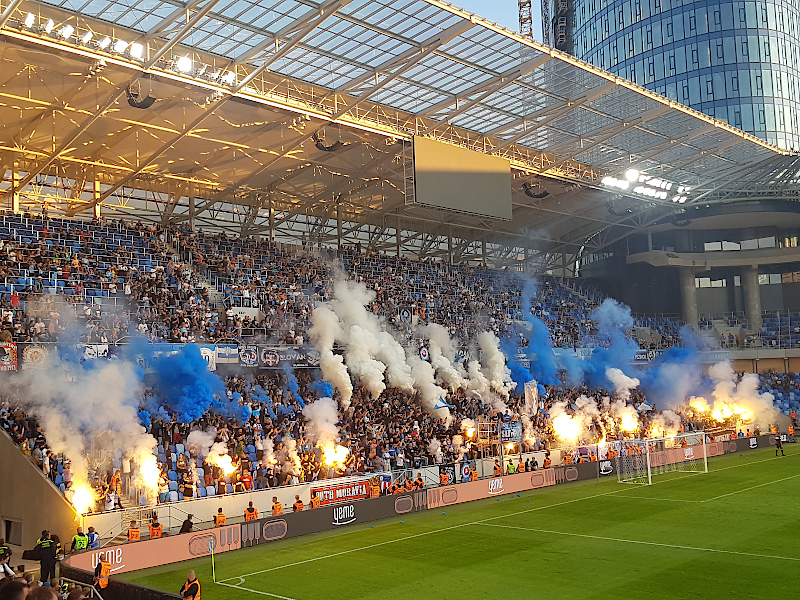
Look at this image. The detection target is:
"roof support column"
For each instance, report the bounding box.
[188,183,196,232]
[447,228,453,264]
[336,201,342,250]
[268,196,275,242]
[93,180,101,219]
[742,265,762,333]
[10,169,20,213]
[679,267,700,329]
[396,219,401,257]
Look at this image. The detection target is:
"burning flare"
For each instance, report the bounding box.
[322,444,349,467]
[70,483,95,515]
[207,442,237,475]
[552,413,581,443]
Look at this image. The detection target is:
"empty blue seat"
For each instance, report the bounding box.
[168,481,178,492]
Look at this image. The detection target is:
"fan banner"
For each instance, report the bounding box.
[258,346,320,369]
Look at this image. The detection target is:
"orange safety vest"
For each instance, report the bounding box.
[369,485,380,498]
[470,469,478,481]
[128,528,140,542]
[405,480,414,491]
[214,514,226,526]
[310,496,321,508]
[182,578,201,600]
[789,425,795,435]
[97,560,110,588]
[543,458,551,468]
[493,464,502,476]
[244,508,258,521]
[292,500,304,512]
[439,472,449,485]
[272,502,284,516]
[149,523,162,538]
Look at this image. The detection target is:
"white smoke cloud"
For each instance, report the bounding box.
[606,368,640,402]
[302,397,340,447]
[308,306,353,407]
[477,331,515,397]
[420,323,465,390]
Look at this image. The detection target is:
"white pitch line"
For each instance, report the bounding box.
[218,486,633,583]
[477,522,800,562]
[614,495,701,502]
[700,473,800,502]
[219,448,794,587]
[217,581,298,600]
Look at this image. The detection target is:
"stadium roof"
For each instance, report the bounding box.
[0,0,798,269]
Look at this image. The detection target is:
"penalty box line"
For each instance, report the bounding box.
[476,522,800,562]
[218,451,793,586]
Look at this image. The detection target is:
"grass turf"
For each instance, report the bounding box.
[119,447,800,599]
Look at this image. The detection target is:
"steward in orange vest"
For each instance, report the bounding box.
[414,474,425,489]
[244,502,258,521]
[213,508,226,527]
[94,558,111,589]
[292,495,304,512]
[272,497,283,516]
[309,494,321,509]
[149,519,163,539]
[543,456,552,468]
[493,461,502,476]
[179,570,201,599]
[439,471,449,486]
[127,521,140,542]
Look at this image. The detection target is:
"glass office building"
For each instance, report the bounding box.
[559,0,800,150]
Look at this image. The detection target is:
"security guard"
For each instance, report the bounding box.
[244,501,258,521]
[127,520,140,542]
[149,517,163,539]
[271,497,283,516]
[493,460,502,476]
[87,526,100,549]
[213,508,226,527]
[308,493,321,509]
[70,527,89,553]
[414,473,425,490]
[439,470,449,486]
[179,569,201,599]
[0,538,13,578]
[94,556,111,589]
[292,495,304,512]
[35,531,57,585]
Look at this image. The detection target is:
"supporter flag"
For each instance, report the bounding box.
[419,346,429,361]
[434,397,454,410]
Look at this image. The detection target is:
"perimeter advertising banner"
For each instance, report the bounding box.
[243,493,421,549]
[65,524,240,575]
[310,480,371,506]
[427,468,557,509]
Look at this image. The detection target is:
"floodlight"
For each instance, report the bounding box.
[59,25,74,39]
[129,43,144,59]
[81,31,93,44]
[112,39,128,54]
[176,56,193,73]
[97,36,112,50]
[625,169,639,182]
[43,19,55,34]
[24,13,35,29]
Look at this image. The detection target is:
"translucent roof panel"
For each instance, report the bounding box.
[36,0,789,189]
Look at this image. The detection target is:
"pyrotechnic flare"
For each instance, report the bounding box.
[206,442,236,475]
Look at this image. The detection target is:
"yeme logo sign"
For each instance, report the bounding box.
[488,478,505,495]
[332,504,356,526]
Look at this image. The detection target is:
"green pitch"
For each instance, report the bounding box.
[120,448,799,599]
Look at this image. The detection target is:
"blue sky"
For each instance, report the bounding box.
[450,0,543,40]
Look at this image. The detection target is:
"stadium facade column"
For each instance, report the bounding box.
[678,266,699,328]
[10,169,20,213]
[741,265,762,332]
[188,193,196,232]
[395,220,401,256]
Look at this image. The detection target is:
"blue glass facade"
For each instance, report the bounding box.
[571,0,800,150]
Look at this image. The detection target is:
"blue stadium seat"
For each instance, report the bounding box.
[168,481,178,492]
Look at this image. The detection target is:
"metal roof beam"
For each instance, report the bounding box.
[0,0,23,29]
[145,0,223,69]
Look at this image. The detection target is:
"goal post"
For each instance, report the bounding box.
[615,432,708,485]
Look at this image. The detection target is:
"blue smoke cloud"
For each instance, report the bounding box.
[138,410,151,429]
[579,299,640,391]
[142,343,228,423]
[310,380,333,398]
[251,385,277,420]
[282,363,306,408]
[517,280,560,386]
[501,337,532,395]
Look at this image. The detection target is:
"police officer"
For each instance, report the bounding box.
[70,527,89,553]
[36,530,57,585]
